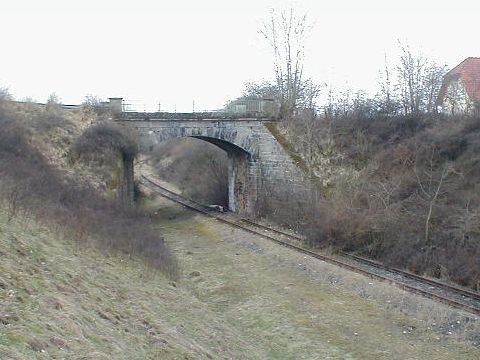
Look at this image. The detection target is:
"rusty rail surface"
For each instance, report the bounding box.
[140,175,480,317]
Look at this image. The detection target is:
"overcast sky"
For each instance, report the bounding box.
[1,0,479,111]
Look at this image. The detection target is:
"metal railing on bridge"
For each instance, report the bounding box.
[121,98,278,117]
[121,99,225,114]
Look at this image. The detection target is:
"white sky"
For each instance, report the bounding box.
[1,0,479,111]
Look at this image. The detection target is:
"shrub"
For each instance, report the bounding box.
[72,121,138,159]
[71,121,139,194]
[278,112,480,289]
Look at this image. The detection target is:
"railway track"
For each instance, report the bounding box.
[140,175,480,316]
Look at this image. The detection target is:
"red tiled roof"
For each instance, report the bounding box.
[438,57,480,103]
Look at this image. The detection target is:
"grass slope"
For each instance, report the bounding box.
[0,208,241,359]
[1,196,480,359]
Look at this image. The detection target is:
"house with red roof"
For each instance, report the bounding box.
[437,57,480,114]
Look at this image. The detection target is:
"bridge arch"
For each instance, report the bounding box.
[190,136,251,212]
[150,135,252,212]
[126,120,260,215]
[118,113,305,216]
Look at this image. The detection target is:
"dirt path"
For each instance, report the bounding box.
[146,193,480,359]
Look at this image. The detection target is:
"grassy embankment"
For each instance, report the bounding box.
[2,196,480,359]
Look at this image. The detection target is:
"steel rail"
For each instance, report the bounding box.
[140,175,480,316]
[345,253,480,301]
[242,218,480,303]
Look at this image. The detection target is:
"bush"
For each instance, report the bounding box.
[71,122,139,194]
[279,112,480,289]
[72,121,138,159]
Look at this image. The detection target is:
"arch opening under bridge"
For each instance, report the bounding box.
[146,135,252,213]
[189,136,250,212]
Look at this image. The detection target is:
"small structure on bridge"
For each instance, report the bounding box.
[224,98,277,116]
[106,97,124,114]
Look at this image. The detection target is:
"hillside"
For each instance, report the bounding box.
[2,195,480,359]
[269,114,480,290]
[1,100,480,358]
[1,207,182,359]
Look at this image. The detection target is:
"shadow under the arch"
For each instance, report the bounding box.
[190,135,251,158]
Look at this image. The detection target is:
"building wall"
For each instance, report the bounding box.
[441,79,475,114]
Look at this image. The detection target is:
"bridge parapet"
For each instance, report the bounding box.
[119,111,275,121]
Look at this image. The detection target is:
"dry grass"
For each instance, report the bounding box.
[1,191,479,358]
[0,208,224,359]
[146,194,480,359]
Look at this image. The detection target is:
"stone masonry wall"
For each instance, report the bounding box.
[118,116,307,215]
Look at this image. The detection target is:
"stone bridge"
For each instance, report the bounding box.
[117,112,305,215]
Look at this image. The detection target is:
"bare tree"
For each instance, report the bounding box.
[395,42,447,115]
[424,63,448,113]
[396,42,426,115]
[377,53,400,116]
[0,87,12,102]
[296,78,322,111]
[242,81,278,99]
[46,92,62,112]
[414,147,457,245]
[260,8,311,118]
